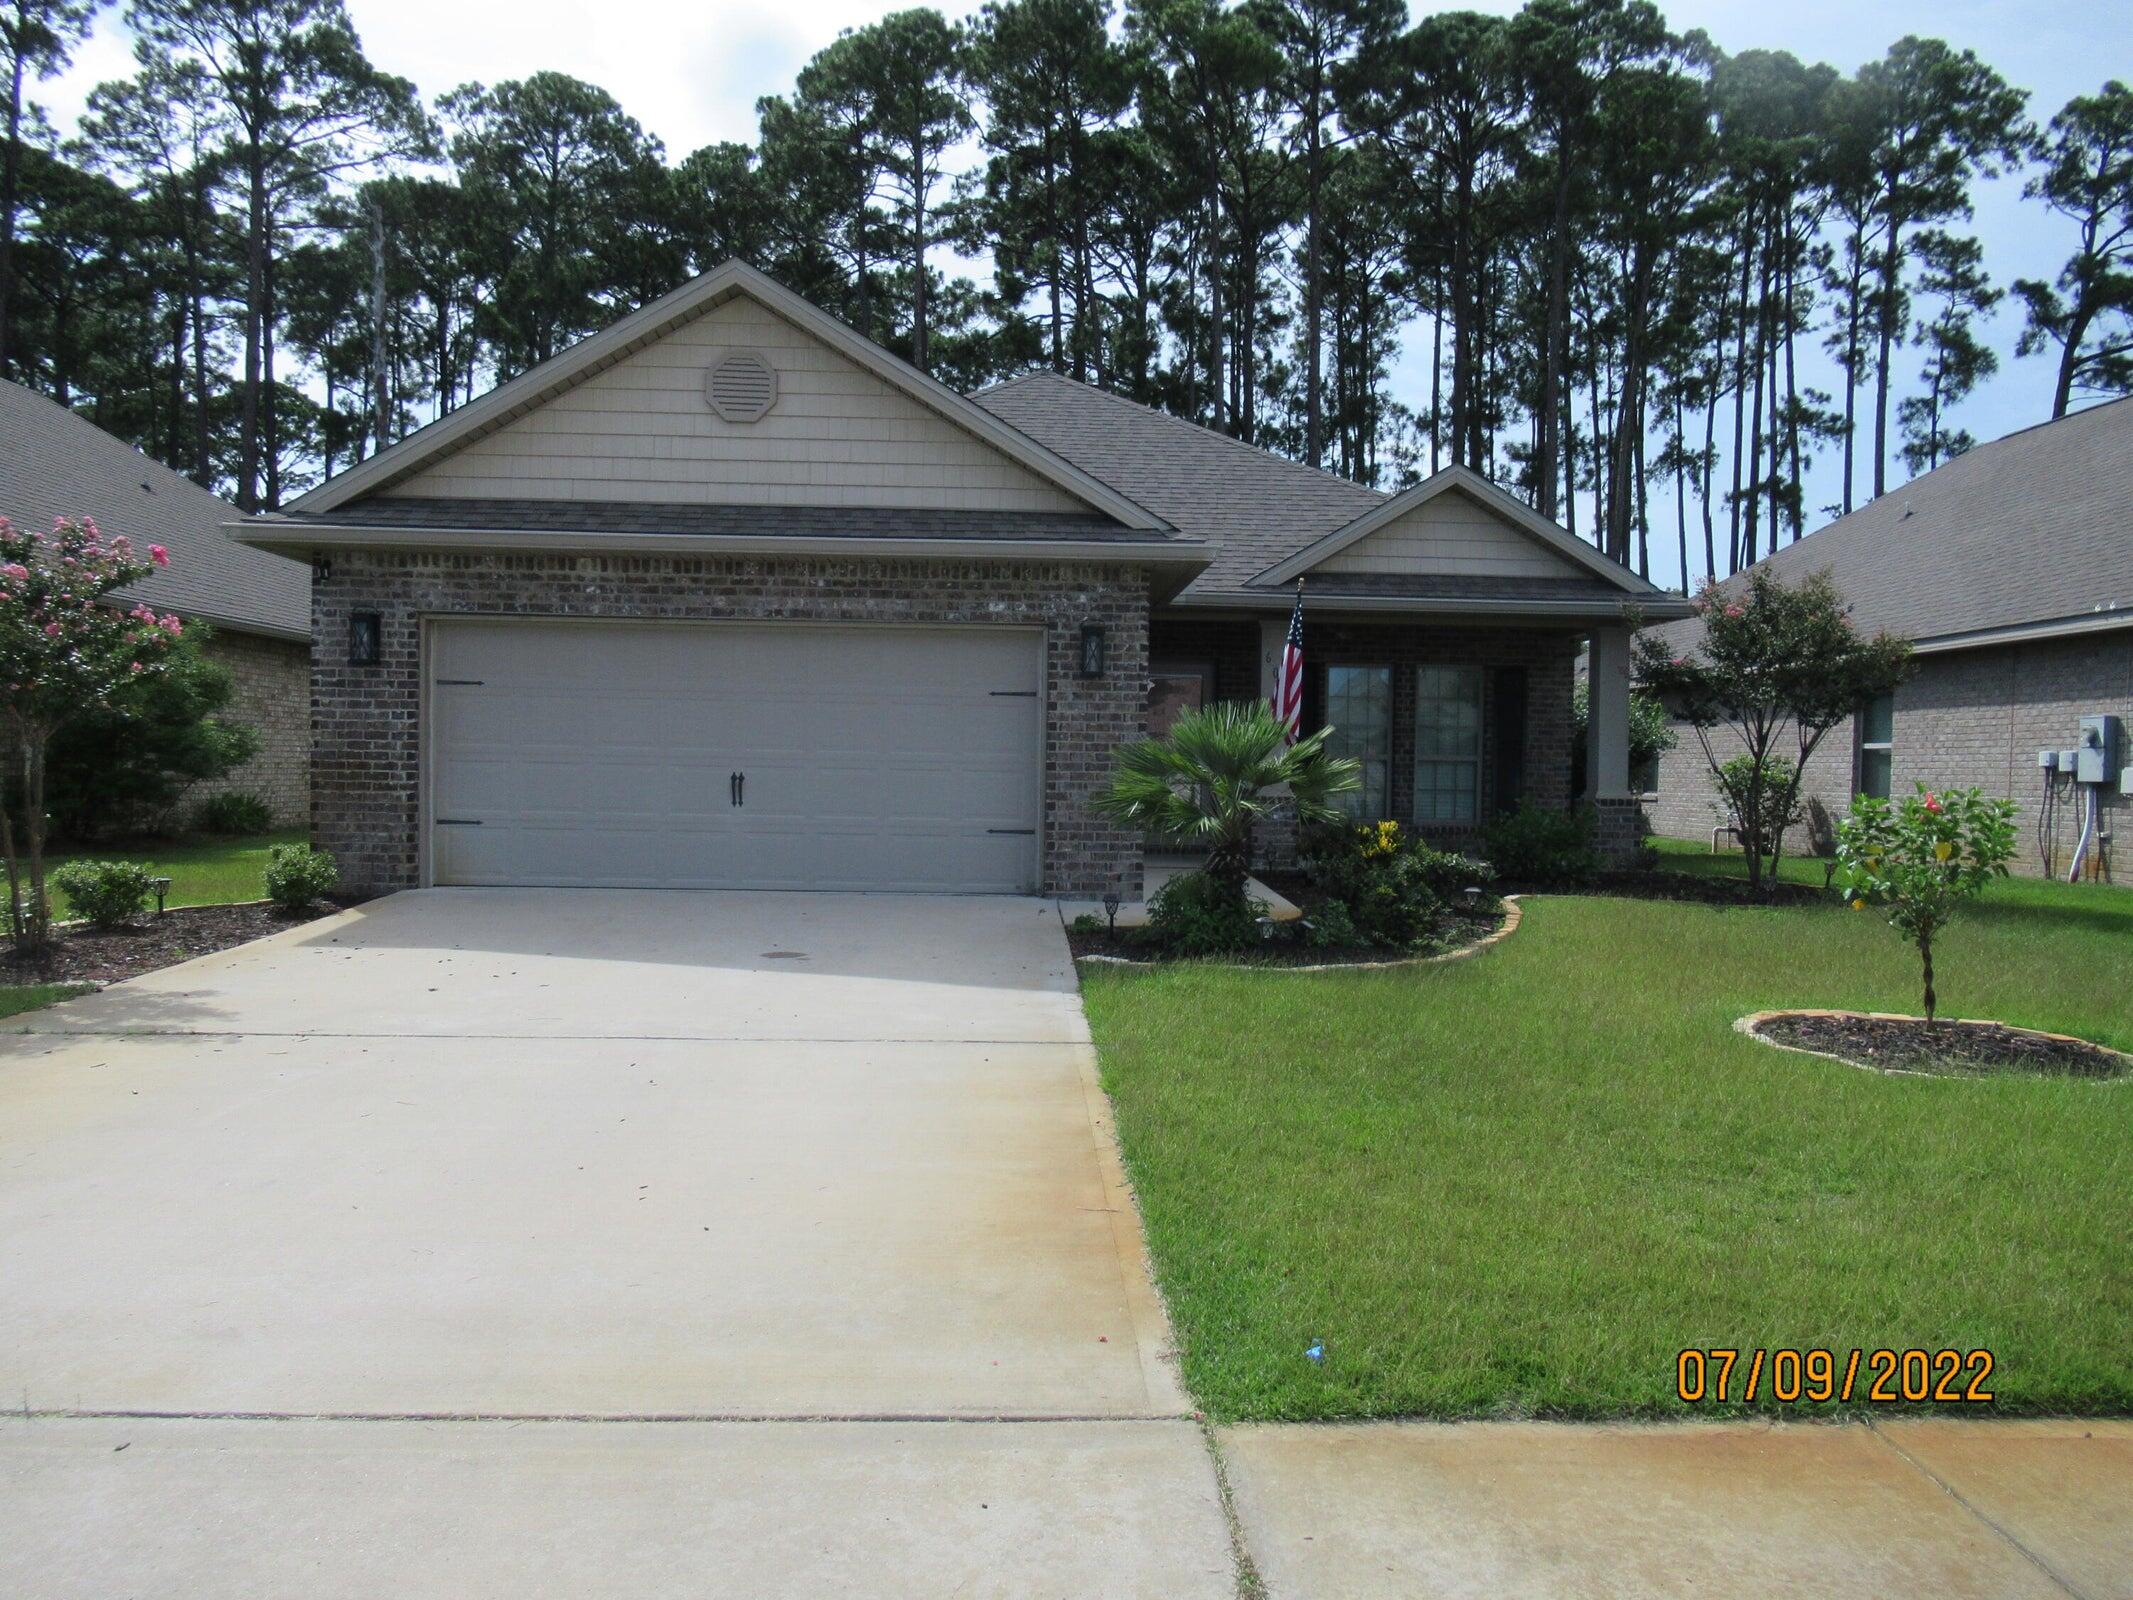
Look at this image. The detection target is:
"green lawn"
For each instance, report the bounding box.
[0,981,94,1018]
[1081,864,2133,1423]
[43,829,304,918]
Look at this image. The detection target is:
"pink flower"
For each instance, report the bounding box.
[1724,604,1744,618]
[43,621,61,638]
[149,544,170,567]
[1923,793,1942,814]
[81,517,98,537]
[129,660,145,674]
[161,614,183,636]
[1671,655,1688,667]
[4,564,27,582]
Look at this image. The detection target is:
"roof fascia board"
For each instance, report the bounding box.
[1911,609,2133,655]
[233,520,1209,569]
[1169,586,1694,622]
[1254,466,1663,596]
[286,261,1168,532]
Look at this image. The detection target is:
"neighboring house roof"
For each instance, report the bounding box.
[281,260,1170,537]
[973,372,1688,619]
[972,371,1384,599]
[1652,396,2133,657]
[0,378,308,642]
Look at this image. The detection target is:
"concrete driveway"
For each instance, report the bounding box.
[0,890,1235,1598]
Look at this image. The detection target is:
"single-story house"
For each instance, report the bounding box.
[1647,396,2132,880]
[238,260,1687,897]
[0,377,311,825]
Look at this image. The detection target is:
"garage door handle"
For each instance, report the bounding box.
[435,817,483,826]
[731,771,744,807]
[987,828,1035,835]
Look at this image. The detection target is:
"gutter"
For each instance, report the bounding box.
[1910,607,2133,655]
[229,519,1211,572]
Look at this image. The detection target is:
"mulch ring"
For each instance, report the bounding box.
[1068,900,1516,971]
[1740,1009,2130,1080]
[1,899,352,989]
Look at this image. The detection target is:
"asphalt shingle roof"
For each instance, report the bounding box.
[973,371,1386,599]
[0,379,308,640]
[1653,396,2133,652]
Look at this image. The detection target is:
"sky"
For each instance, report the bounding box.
[34,0,2133,587]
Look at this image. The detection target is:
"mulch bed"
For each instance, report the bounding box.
[1748,1010,2129,1080]
[1533,869,1825,906]
[1067,906,1506,968]
[0,900,349,988]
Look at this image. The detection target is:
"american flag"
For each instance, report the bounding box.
[1273,582,1305,743]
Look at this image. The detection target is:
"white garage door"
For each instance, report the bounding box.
[428,619,1043,892]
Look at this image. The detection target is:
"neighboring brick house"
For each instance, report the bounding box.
[0,378,310,826]
[241,260,1685,897]
[1648,397,2133,881]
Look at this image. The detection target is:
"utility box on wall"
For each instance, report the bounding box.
[2075,715,2121,785]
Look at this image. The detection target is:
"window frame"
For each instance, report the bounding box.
[1413,664,1485,825]
[1322,663,1395,821]
[1857,692,1894,801]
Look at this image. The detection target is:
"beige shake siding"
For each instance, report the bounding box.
[1315,489,1574,580]
[381,297,1089,514]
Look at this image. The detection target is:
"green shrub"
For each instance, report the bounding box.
[1300,820,1443,949]
[1407,843,1499,909]
[1067,911,1107,935]
[1714,753,1806,861]
[1483,803,1600,885]
[196,792,274,836]
[1303,898,1359,948]
[264,844,338,912]
[1145,869,1266,957]
[50,859,156,929]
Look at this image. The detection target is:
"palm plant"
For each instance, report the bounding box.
[1095,701,1360,903]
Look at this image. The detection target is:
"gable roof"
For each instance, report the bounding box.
[1255,464,1677,601]
[1652,397,2133,656]
[973,373,1688,618]
[0,378,307,641]
[286,260,1167,534]
[972,372,1384,597]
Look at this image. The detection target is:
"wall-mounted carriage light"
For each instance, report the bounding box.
[1078,624,1106,679]
[349,611,381,667]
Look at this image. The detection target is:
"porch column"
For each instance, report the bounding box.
[1256,616,1299,870]
[1585,623,1641,866]
[1258,617,1284,709]
[1585,625,1633,800]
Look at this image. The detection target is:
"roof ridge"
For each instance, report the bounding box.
[975,369,1386,501]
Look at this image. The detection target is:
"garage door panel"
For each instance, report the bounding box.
[428,621,1042,892]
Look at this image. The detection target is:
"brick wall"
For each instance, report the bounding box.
[312,548,1149,897]
[1648,632,2133,879]
[195,628,309,827]
[1148,616,1262,704]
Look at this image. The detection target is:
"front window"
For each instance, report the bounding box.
[1324,665,1392,819]
[1414,666,1483,824]
[1858,693,1894,799]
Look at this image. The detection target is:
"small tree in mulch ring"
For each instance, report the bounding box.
[1835,785,2018,1023]
[0,516,186,954]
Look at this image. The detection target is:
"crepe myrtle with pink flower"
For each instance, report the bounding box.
[0,516,187,952]
[1634,567,1913,893]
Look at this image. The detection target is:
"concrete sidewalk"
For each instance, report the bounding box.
[1219,1417,2133,1600]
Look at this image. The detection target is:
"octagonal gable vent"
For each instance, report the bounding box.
[705,350,779,423]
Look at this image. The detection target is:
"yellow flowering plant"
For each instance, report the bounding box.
[1834,784,2017,1022]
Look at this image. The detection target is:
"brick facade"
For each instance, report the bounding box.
[311,548,1150,897]
[1649,632,2133,880]
[196,628,310,827]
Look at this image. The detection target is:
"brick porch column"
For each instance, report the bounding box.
[1586,624,1643,865]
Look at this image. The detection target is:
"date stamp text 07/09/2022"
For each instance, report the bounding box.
[1675,1349,1995,1404]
